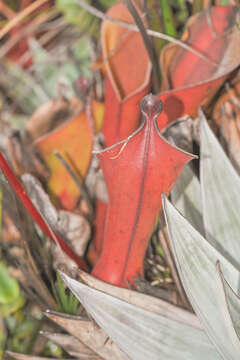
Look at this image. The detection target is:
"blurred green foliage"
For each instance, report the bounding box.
[6,314,41,354]
[0,317,6,360]
[29,38,90,98]
[0,264,20,305]
[2,36,91,123]
[42,340,64,358]
[0,264,26,318]
[56,0,118,35]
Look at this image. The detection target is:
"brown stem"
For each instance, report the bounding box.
[54,151,94,218]
[122,0,161,93]
[76,0,217,66]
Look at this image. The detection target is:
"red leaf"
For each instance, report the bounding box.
[101,1,151,146]
[158,5,240,129]
[91,1,152,265]
[103,77,150,146]
[92,95,194,287]
[158,75,228,129]
[0,153,88,271]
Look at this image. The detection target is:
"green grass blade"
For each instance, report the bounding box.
[160,0,177,38]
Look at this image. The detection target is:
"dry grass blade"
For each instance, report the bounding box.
[0,9,58,59]
[0,0,50,40]
[0,2,16,19]
[6,351,76,360]
[1,179,57,309]
[54,151,94,218]
[45,310,128,360]
[40,332,101,359]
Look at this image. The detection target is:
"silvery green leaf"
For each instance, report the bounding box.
[60,272,221,360]
[171,165,204,235]
[217,262,240,337]
[79,270,201,328]
[29,40,76,99]
[200,111,240,269]
[163,195,240,360]
[29,38,90,99]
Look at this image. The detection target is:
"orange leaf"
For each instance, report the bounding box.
[35,111,93,211]
[91,100,105,134]
[26,97,83,140]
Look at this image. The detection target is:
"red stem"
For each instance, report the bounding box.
[0,152,88,271]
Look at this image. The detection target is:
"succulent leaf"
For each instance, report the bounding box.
[78,270,201,327]
[217,262,240,338]
[163,194,240,360]
[171,165,204,235]
[200,111,240,269]
[60,271,221,360]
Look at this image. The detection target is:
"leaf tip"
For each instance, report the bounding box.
[161,193,172,221]
[199,107,209,133]
[161,192,167,206]
[57,269,69,284]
